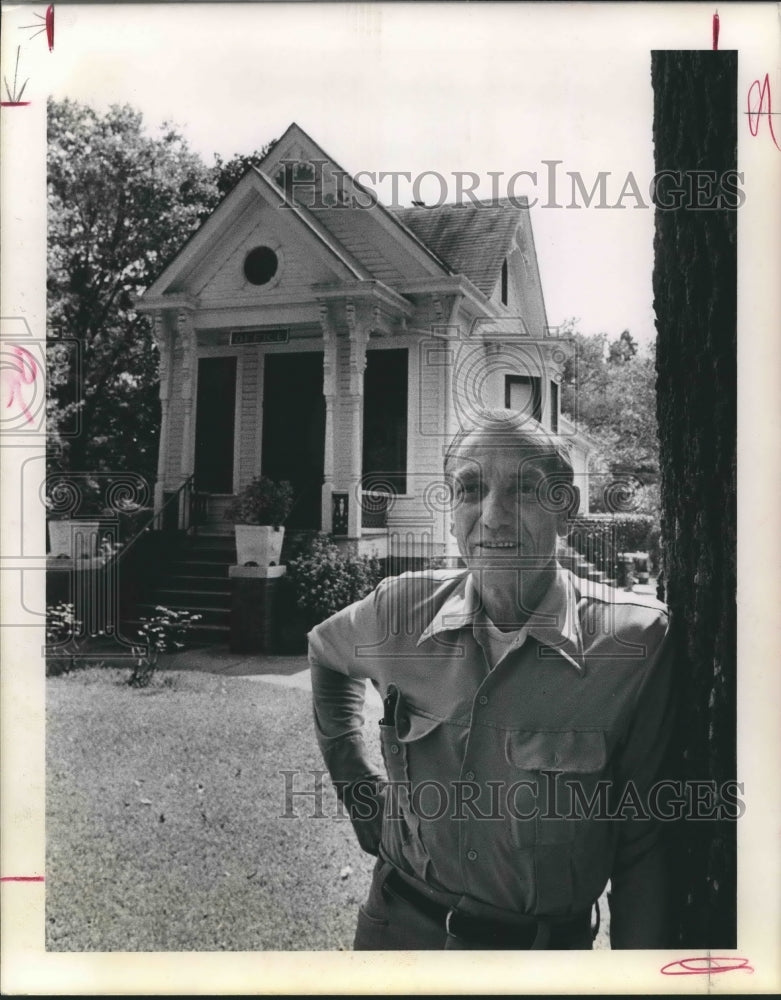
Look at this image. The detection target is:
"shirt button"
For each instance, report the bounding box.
[467,849,479,861]
[478,695,488,706]
[390,743,400,755]
[464,770,475,781]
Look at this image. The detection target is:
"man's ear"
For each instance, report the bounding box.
[557,485,580,535]
[449,521,456,539]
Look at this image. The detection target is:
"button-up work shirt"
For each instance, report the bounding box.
[308,566,674,947]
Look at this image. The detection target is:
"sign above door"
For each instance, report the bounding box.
[230,328,289,346]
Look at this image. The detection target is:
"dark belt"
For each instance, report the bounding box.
[383,869,594,950]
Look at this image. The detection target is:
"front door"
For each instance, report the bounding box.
[194,356,237,493]
[261,352,325,529]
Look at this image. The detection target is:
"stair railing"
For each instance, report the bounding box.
[114,476,205,564]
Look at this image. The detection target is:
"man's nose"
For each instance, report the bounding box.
[479,489,515,531]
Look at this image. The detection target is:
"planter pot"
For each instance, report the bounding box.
[234,524,285,567]
[48,520,101,560]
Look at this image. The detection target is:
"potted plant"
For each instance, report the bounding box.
[224,476,294,567]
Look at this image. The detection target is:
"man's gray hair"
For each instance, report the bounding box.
[443,409,575,485]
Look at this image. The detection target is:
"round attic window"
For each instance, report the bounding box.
[244,246,279,286]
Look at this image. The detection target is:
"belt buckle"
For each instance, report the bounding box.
[447,906,538,950]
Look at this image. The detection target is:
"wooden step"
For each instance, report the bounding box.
[166,574,233,592]
[156,587,231,609]
[168,559,233,578]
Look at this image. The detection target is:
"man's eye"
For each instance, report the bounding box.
[457,481,480,498]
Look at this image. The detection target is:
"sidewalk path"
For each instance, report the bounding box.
[159,647,314,690]
[158,645,384,709]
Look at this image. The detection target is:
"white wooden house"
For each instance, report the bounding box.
[137,123,592,563]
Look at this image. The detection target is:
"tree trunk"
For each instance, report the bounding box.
[652,50,737,947]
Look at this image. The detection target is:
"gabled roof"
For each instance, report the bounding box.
[140,165,369,301]
[392,200,524,297]
[257,123,453,279]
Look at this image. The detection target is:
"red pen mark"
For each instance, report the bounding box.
[746,73,781,151]
[0,875,45,883]
[1,46,30,106]
[3,345,38,423]
[661,956,754,976]
[20,5,55,51]
[712,11,719,51]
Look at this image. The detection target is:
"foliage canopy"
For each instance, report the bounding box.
[47,98,273,485]
[559,324,660,514]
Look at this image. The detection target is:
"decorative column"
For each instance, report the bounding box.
[176,307,197,530]
[177,307,197,483]
[151,311,172,517]
[345,298,368,539]
[319,302,337,531]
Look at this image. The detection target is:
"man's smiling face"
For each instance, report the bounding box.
[448,430,566,574]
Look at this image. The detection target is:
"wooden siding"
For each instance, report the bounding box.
[332,334,355,485]
[237,350,260,488]
[194,203,344,302]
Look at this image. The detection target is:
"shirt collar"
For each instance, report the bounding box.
[418,565,586,674]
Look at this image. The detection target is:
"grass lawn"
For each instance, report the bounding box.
[46,666,610,951]
[47,668,380,951]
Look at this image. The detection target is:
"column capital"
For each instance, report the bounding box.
[346,298,369,392]
[318,301,335,343]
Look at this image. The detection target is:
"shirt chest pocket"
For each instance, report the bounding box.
[379,689,445,786]
[503,730,608,847]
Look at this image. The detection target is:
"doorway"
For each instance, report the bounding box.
[194,356,237,493]
[261,352,325,529]
[363,348,408,494]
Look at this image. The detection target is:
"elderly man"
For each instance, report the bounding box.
[308,411,674,950]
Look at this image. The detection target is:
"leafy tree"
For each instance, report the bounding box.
[560,325,659,513]
[607,328,638,365]
[47,99,220,482]
[212,147,274,201]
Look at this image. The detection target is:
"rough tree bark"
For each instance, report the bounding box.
[652,50,737,947]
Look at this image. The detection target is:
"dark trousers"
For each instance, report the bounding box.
[354,859,595,951]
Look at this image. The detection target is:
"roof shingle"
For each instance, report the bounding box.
[392,201,523,296]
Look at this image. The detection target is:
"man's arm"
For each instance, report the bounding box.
[311,660,386,856]
[308,586,387,855]
[609,620,676,949]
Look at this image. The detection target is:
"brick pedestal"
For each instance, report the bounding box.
[228,565,286,654]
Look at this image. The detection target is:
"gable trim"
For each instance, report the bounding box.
[259,122,454,278]
[140,167,370,302]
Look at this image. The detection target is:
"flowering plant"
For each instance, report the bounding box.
[46,601,82,644]
[45,602,84,675]
[129,605,202,687]
[286,534,383,627]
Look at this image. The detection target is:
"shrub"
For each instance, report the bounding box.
[286,534,384,628]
